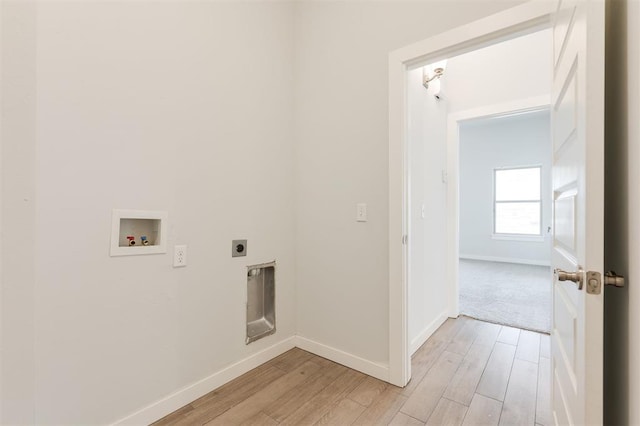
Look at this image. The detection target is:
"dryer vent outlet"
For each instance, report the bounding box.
[246,261,276,344]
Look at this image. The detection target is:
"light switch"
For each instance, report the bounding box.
[356,203,367,222]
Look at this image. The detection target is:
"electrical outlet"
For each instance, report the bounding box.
[173,245,187,267]
[232,240,247,257]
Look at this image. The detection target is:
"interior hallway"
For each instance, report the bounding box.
[155,316,550,425]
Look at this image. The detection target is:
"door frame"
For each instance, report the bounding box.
[446,97,551,319]
[388,1,553,386]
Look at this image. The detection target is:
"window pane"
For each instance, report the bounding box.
[495,202,541,234]
[495,167,541,201]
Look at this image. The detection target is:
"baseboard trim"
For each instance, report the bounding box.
[410,311,449,355]
[294,336,390,382]
[111,336,297,426]
[459,254,550,267]
[113,335,393,425]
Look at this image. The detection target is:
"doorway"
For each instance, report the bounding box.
[405,28,552,358]
[457,110,552,334]
[388,2,554,387]
[390,1,607,423]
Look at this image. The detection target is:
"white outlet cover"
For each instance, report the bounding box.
[173,245,187,267]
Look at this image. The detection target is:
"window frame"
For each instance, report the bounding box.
[492,165,543,238]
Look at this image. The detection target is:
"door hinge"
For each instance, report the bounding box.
[585,271,625,294]
[402,234,408,245]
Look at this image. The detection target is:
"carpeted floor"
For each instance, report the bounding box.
[459,259,551,333]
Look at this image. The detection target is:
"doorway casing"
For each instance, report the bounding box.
[446,97,551,319]
[388,1,553,387]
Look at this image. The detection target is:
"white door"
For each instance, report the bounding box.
[551,0,605,424]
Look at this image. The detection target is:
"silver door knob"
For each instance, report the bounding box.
[554,268,584,290]
[604,271,625,287]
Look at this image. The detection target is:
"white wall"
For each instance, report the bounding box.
[0,1,2,416]
[445,29,552,114]
[2,1,553,424]
[459,112,551,265]
[407,68,448,353]
[293,0,525,370]
[3,2,297,424]
[1,2,37,424]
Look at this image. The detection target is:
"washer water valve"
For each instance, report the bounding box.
[141,236,149,246]
[126,236,136,246]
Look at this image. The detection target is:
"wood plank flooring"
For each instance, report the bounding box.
[154,316,550,425]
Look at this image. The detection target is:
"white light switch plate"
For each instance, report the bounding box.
[356,203,367,222]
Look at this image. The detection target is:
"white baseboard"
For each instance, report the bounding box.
[113,335,393,425]
[111,336,296,426]
[410,311,448,355]
[459,254,550,267]
[294,336,390,382]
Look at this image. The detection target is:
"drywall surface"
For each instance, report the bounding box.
[445,29,552,114]
[293,1,526,366]
[1,1,537,423]
[458,112,552,264]
[0,3,2,418]
[3,2,297,424]
[0,1,37,424]
[407,68,448,349]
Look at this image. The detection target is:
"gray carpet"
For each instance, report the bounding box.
[459,259,551,333]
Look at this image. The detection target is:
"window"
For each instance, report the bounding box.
[494,166,541,235]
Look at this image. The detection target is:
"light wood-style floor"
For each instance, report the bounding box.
[154,316,550,426]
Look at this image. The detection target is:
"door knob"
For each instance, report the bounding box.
[604,271,625,287]
[554,268,584,290]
